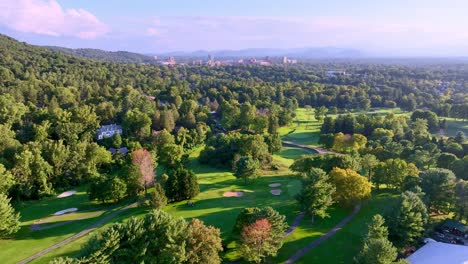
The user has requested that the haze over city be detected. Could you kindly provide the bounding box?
[1,0,468,56]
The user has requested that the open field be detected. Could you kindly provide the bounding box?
[279,107,409,147]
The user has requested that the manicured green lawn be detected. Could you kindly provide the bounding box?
[293,190,400,264]
[279,107,409,148]
[443,118,468,137]
[0,186,143,264]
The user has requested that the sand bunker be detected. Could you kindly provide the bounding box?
[223,191,244,197]
[270,189,282,195]
[269,183,282,187]
[54,208,78,216]
[57,190,77,198]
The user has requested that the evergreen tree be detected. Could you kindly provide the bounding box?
[0,193,20,238]
[150,183,168,209]
[296,168,335,223]
[420,168,456,213]
[387,191,428,248]
[234,155,259,184]
[165,166,199,202]
[355,214,400,264]
[454,131,466,144]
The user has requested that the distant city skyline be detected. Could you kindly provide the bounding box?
[1,0,468,56]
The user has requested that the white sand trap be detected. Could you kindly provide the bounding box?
[223,191,244,197]
[54,208,78,216]
[270,189,282,195]
[57,190,77,198]
[269,183,282,187]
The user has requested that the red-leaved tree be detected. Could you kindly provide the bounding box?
[240,218,274,263]
[131,149,155,194]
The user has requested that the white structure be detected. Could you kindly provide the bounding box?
[406,240,468,264]
[326,70,347,77]
[96,124,122,140]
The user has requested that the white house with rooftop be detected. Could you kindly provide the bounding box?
[96,124,122,140]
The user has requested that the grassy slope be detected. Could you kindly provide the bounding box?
[295,191,400,264]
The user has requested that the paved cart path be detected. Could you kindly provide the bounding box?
[284,204,361,264]
[18,203,137,264]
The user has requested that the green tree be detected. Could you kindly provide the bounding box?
[437,153,458,169]
[454,180,468,221]
[108,177,127,202]
[160,110,176,132]
[454,131,466,144]
[0,164,14,194]
[185,218,223,264]
[234,156,260,184]
[314,106,328,122]
[0,193,20,238]
[159,143,184,167]
[387,191,428,248]
[78,210,190,263]
[361,154,379,182]
[233,207,288,261]
[12,146,53,199]
[295,168,335,223]
[420,168,456,213]
[355,238,398,264]
[329,168,371,207]
[165,166,199,202]
[150,183,168,209]
[122,109,152,139]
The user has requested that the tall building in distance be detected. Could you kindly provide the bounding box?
[208,54,214,62]
[282,56,288,64]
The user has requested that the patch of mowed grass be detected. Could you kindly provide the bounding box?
[30,206,150,264]
[280,147,317,158]
[279,107,409,148]
[274,205,351,263]
[442,118,468,137]
[0,186,139,264]
[293,190,400,264]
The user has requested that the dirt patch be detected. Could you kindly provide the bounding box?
[54,208,78,216]
[57,190,77,198]
[223,191,244,197]
[269,183,282,187]
[270,189,282,195]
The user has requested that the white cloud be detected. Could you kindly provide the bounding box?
[0,0,108,39]
[142,15,468,54]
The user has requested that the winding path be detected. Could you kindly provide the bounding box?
[18,203,137,264]
[284,204,361,264]
[284,212,305,238]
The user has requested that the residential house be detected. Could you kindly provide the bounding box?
[96,124,122,140]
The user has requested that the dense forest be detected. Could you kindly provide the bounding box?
[44,46,159,64]
[0,33,467,263]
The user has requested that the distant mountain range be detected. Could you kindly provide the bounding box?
[44,46,158,64]
[150,47,366,58]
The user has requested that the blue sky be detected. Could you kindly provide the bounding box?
[1,0,468,56]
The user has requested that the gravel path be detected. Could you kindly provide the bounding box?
[284,204,361,264]
[18,203,137,264]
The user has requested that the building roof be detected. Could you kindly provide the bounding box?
[97,124,122,133]
[442,219,468,233]
[406,240,468,264]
